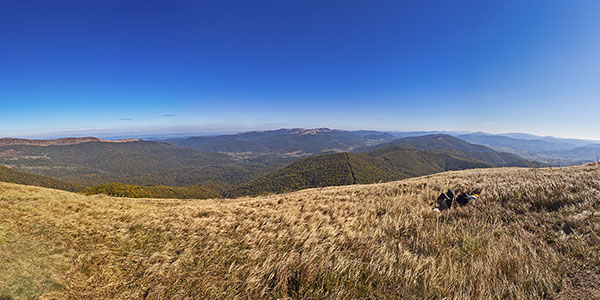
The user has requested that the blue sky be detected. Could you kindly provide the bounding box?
[1,0,600,139]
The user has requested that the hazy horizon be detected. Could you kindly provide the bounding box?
[3,126,599,143]
[2,1,600,139]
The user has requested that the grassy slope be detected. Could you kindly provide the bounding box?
[1,165,600,299]
[82,182,220,199]
[0,165,84,192]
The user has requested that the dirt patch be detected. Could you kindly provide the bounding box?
[0,149,21,158]
[557,269,600,300]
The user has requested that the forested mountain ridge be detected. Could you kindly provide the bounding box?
[227,152,403,197]
[0,140,242,186]
[362,134,537,167]
[0,131,542,199]
[226,138,536,197]
[165,128,395,155]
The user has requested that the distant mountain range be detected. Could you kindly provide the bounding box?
[456,132,600,164]
[0,140,256,188]
[163,128,395,156]
[229,134,537,196]
[0,128,591,198]
[160,129,599,164]
[374,134,535,167]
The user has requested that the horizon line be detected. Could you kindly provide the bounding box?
[1,127,599,143]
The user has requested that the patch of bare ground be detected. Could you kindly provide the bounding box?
[1,164,600,299]
[557,269,600,300]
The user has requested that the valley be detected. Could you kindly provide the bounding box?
[0,130,548,199]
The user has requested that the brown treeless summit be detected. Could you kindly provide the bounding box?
[291,128,334,135]
[0,137,140,147]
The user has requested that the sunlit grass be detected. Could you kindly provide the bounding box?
[1,164,599,299]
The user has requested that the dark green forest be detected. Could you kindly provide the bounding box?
[0,132,544,199]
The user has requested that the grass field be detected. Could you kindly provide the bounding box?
[1,164,599,299]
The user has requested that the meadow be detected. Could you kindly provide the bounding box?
[1,164,599,299]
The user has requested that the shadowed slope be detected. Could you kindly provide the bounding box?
[0,165,84,192]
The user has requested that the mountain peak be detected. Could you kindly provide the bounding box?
[290,128,334,135]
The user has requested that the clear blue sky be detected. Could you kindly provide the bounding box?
[1,0,599,139]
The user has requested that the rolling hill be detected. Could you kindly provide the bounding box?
[0,164,84,192]
[498,132,596,147]
[0,140,274,187]
[457,133,579,153]
[363,134,538,167]
[456,133,599,164]
[1,164,598,299]
[365,145,493,176]
[164,128,395,155]
[231,136,539,197]
[228,152,403,196]
[436,132,600,164]
[0,161,221,199]
[0,140,233,177]
[540,144,600,163]
[0,133,541,199]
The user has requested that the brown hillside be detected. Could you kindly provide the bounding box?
[0,137,139,147]
[1,164,599,299]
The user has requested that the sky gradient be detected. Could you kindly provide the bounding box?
[1,0,600,139]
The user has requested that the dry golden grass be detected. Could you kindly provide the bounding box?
[1,164,600,299]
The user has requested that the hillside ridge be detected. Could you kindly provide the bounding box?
[0,137,140,147]
[0,165,84,192]
[1,164,599,299]
[228,136,539,197]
